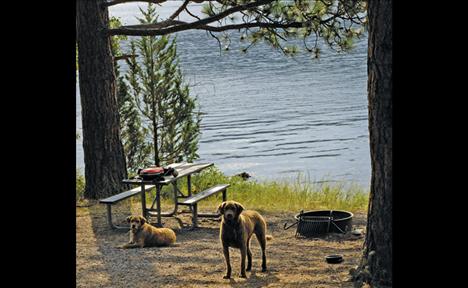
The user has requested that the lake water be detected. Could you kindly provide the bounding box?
[76,2,371,187]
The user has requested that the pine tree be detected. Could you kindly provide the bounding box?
[118,72,152,172]
[110,17,150,173]
[125,4,202,167]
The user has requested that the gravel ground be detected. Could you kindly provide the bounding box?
[76,200,366,288]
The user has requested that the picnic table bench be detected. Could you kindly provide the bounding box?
[178,184,230,227]
[99,162,229,230]
[99,185,155,230]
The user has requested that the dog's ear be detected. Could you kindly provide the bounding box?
[217,202,226,214]
[235,202,245,214]
[126,216,132,223]
[139,216,147,225]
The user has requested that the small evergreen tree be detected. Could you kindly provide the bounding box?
[125,4,202,167]
[110,17,151,173]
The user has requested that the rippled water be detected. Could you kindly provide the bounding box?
[76,2,371,187]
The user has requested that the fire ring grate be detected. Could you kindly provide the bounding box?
[284,210,353,238]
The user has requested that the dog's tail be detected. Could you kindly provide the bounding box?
[266,235,273,241]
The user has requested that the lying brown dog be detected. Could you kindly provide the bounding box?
[218,200,272,278]
[120,215,176,249]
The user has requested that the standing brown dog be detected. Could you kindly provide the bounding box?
[218,200,272,279]
[120,215,176,248]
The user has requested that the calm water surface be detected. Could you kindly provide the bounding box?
[76,2,371,187]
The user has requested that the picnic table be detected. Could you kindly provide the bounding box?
[100,162,230,230]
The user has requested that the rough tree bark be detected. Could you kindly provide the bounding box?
[76,0,128,199]
[353,0,392,287]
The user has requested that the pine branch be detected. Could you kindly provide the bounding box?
[168,0,190,21]
[120,20,185,30]
[110,20,305,36]
[108,0,276,35]
[104,0,217,8]
[103,0,167,8]
[185,6,202,20]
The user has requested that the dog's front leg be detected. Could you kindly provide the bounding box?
[121,242,140,249]
[222,245,231,279]
[239,244,247,278]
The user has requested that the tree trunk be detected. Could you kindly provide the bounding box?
[76,0,128,199]
[354,0,392,287]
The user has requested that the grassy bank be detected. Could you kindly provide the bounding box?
[76,166,369,213]
[155,166,369,213]
[76,170,85,200]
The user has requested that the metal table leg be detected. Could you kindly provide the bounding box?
[187,175,193,215]
[172,180,179,214]
[156,184,162,226]
[187,175,192,197]
[192,203,198,228]
[141,183,147,219]
[106,204,130,230]
[147,181,179,219]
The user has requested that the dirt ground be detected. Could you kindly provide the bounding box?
[76,200,366,288]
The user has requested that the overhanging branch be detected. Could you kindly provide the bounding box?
[103,0,167,8]
[121,20,186,30]
[109,20,306,36]
[168,0,190,21]
[103,0,217,8]
[106,0,365,55]
[184,0,275,27]
[108,0,276,36]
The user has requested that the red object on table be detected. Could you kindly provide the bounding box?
[140,167,164,174]
[138,167,165,180]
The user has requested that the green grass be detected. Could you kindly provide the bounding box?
[154,166,369,213]
[76,166,369,213]
[76,170,86,201]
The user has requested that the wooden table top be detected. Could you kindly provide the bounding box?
[122,162,214,186]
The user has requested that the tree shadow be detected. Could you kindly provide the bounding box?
[81,200,226,287]
[227,270,281,288]
[78,202,365,287]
